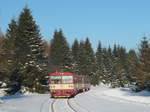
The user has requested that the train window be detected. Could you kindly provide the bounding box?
[62,76,73,83]
[50,76,61,84]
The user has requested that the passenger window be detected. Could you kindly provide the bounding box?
[50,76,61,84]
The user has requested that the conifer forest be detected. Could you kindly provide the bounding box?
[1,7,150,94]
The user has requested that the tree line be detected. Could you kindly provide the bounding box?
[0,7,150,94]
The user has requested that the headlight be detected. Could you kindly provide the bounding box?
[50,85,55,89]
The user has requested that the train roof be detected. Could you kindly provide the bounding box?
[49,72,77,76]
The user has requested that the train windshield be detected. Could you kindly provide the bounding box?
[62,76,73,83]
[50,76,61,84]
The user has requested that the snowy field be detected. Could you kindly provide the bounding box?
[0,85,150,112]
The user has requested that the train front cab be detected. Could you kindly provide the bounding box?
[49,73,76,98]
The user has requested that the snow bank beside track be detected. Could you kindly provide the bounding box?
[0,94,49,112]
[0,89,6,103]
[0,98,3,103]
[92,86,150,105]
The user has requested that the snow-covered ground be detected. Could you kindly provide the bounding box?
[0,89,6,104]
[0,85,150,112]
[0,94,50,112]
[94,85,150,105]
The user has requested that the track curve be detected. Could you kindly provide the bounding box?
[49,98,90,112]
[50,99,56,112]
[67,98,78,112]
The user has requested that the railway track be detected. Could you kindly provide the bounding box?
[48,97,90,112]
[68,98,91,112]
[50,99,56,112]
[40,98,56,112]
[67,98,78,112]
[48,98,78,112]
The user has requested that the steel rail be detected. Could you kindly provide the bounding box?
[50,99,56,112]
[67,98,78,112]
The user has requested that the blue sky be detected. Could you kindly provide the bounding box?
[1,0,150,50]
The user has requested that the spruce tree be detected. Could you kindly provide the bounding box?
[18,7,47,93]
[134,37,150,91]
[95,41,103,85]
[78,41,87,75]
[101,46,114,85]
[71,39,80,73]
[84,38,96,76]
[6,7,47,93]
[0,34,9,88]
[5,19,22,94]
[112,45,129,87]
[50,29,71,72]
[128,49,138,85]
[106,46,114,84]
[78,38,96,84]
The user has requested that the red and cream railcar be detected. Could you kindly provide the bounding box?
[49,72,90,98]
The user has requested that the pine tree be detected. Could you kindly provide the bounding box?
[128,49,138,85]
[71,39,80,73]
[101,46,114,85]
[134,37,150,91]
[96,42,102,65]
[18,7,47,93]
[78,38,96,84]
[95,41,103,85]
[6,7,47,93]
[5,19,22,94]
[111,45,129,87]
[84,38,96,76]
[50,29,71,72]
[6,19,18,51]
[78,41,87,75]
[0,34,9,87]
